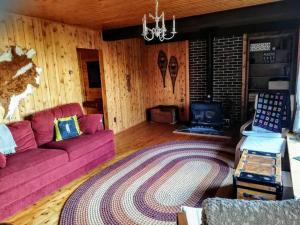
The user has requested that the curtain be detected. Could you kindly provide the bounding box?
[293,68,300,133]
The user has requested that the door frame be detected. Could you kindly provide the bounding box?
[77,48,109,129]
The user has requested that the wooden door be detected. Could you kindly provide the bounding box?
[77,49,103,114]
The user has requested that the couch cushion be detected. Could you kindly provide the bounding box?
[0,140,115,221]
[44,130,114,161]
[78,114,103,134]
[8,120,38,153]
[60,103,83,117]
[31,108,55,146]
[31,103,84,146]
[241,136,286,156]
[0,148,69,193]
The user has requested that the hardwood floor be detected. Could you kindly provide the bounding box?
[5,122,234,225]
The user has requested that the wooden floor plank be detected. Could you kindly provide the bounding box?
[5,122,233,225]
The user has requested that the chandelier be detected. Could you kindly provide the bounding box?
[142,0,177,42]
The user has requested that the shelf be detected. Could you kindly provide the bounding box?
[250,49,291,64]
[248,89,268,92]
[249,49,290,54]
[249,64,290,78]
[249,76,287,79]
[250,62,290,65]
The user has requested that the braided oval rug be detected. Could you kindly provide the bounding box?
[60,141,234,225]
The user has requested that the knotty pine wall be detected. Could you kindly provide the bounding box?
[101,39,146,133]
[102,40,190,131]
[0,13,146,133]
[143,41,189,121]
[0,13,100,123]
[0,13,189,133]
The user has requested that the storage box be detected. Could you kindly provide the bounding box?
[147,105,179,124]
[234,150,282,200]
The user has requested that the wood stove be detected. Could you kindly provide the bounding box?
[190,102,225,129]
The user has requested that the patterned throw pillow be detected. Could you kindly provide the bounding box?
[253,92,290,133]
[54,116,81,141]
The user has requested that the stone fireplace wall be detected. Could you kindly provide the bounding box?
[189,35,243,123]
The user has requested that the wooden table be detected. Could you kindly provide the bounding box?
[287,133,300,199]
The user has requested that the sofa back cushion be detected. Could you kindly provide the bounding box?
[8,120,38,153]
[31,103,84,146]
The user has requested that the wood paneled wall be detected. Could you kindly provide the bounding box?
[0,13,145,133]
[0,13,100,123]
[101,40,190,132]
[0,13,189,133]
[143,41,189,121]
[102,39,145,133]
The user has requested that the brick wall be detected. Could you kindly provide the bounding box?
[213,36,243,123]
[189,35,243,123]
[189,40,207,102]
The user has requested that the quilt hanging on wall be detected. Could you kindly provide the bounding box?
[0,46,42,119]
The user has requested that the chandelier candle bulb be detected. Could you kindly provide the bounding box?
[173,15,176,33]
[162,12,165,29]
[143,14,147,34]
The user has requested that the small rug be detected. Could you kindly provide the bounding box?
[175,125,225,135]
[60,141,234,225]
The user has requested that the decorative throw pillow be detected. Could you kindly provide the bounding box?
[54,116,81,141]
[78,114,103,134]
[0,152,6,168]
[253,92,290,133]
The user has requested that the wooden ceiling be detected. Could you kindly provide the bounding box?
[3,0,280,30]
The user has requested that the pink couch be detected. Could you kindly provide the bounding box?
[0,103,115,221]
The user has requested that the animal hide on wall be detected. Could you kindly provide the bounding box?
[0,46,42,119]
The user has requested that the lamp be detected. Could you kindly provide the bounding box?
[142,0,177,42]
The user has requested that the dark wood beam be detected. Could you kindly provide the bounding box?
[102,0,300,42]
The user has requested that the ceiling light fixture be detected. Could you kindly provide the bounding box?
[142,0,177,42]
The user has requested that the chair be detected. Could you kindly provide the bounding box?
[235,88,294,168]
